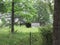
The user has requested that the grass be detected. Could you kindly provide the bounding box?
[0,25,42,45]
[14,25,39,33]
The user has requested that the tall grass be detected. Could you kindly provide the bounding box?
[0,25,52,45]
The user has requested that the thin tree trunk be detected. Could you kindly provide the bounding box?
[53,0,60,45]
[11,0,14,33]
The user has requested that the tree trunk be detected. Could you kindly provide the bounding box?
[11,0,14,33]
[53,0,60,45]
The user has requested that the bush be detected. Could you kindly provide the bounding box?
[29,32,42,45]
[39,25,53,45]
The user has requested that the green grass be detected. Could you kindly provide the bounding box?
[14,25,39,33]
[0,26,42,45]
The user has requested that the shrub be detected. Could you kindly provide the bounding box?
[39,25,53,45]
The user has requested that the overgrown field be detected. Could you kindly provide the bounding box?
[0,25,52,45]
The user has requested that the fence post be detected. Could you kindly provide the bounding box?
[30,32,32,45]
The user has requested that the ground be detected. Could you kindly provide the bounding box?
[0,26,42,45]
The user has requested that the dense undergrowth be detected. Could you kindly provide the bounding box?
[0,25,52,45]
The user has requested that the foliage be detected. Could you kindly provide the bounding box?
[0,0,54,24]
[1,17,6,26]
[0,0,7,13]
[39,25,53,45]
[14,0,37,23]
[34,0,54,25]
[1,0,37,23]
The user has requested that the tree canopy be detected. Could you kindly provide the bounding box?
[0,0,54,25]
